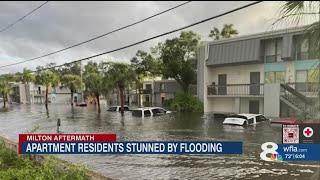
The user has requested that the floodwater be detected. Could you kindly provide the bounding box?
[0,103,319,179]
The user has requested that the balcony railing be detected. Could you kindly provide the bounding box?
[207,84,264,96]
[30,90,46,96]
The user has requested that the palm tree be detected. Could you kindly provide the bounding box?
[0,75,13,108]
[108,63,136,116]
[61,74,84,107]
[84,61,104,113]
[36,70,60,110]
[20,68,35,103]
[209,24,238,40]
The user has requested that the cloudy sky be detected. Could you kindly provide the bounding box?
[0,1,297,73]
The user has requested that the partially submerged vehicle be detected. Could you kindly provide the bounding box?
[132,107,172,117]
[223,113,270,126]
[107,105,131,112]
[76,102,87,107]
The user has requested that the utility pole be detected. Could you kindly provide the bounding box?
[80,61,84,102]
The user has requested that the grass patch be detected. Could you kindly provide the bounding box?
[0,142,89,180]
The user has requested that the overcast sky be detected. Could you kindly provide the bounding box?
[0,1,300,73]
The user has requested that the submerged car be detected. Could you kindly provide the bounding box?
[132,107,172,117]
[76,102,87,107]
[107,105,131,112]
[223,113,270,126]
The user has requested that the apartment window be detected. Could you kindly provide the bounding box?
[265,72,285,83]
[146,84,152,90]
[265,39,282,63]
[296,70,307,82]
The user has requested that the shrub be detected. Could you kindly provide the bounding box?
[0,143,89,180]
[170,93,203,112]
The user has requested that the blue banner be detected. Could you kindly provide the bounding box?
[21,141,242,154]
[278,144,320,161]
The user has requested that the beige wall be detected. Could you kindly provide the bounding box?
[206,97,234,113]
[207,64,264,85]
[206,97,264,114]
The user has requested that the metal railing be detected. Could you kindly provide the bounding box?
[286,82,320,97]
[280,84,316,118]
[207,84,264,96]
[30,90,46,95]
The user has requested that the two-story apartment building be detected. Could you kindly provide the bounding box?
[197,25,319,118]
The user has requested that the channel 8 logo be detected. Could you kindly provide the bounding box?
[260,142,282,161]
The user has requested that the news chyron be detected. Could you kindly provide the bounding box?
[19,124,320,161]
[19,134,242,155]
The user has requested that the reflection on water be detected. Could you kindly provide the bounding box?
[0,104,319,179]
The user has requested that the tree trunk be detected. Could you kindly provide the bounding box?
[96,95,100,113]
[138,88,141,107]
[25,83,28,103]
[70,90,74,107]
[3,93,6,108]
[45,86,48,110]
[120,87,124,116]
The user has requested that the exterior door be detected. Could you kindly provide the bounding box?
[250,72,260,95]
[218,74,227,95]
[249,100,259,114]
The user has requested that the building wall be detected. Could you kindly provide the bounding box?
[207,64,264,85]
[206,97,234,113]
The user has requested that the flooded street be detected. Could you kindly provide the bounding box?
[0,104,319,179]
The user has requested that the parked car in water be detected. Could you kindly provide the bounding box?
[223,113,270,126]
[107,105,131,112]
[76,102,87,107]
[132,107,172,117]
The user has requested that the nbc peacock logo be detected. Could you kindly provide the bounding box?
[260,142,283,161]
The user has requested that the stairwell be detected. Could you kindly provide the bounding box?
[280,84,319,119]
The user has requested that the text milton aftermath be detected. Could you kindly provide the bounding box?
[26,134,95,141]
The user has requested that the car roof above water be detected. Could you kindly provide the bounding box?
[133,107,164,111]
[228,113,263,119]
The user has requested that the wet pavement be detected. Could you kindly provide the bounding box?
[0,103,319,179]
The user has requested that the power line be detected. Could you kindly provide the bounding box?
[0,1,192,68]
[32,1,263,73]
[0,1,49,33]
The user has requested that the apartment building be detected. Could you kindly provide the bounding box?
[197,25,319,118]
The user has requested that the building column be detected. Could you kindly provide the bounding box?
[264,84,280,117]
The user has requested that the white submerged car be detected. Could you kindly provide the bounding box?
[107,105,131,112]
[223,113,270,126]
[132,107,172,117]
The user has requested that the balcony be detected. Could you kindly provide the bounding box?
[207,84,264,97]
[31,90,46,96]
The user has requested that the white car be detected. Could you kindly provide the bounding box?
[107,105,131,112]
[223,113,270,126]
[0,97,3,102]
[132,107,172,117]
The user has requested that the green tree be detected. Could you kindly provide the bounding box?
[61,74,84,107]
[130,50,161,107]
[83,61,104,113]
[156,31,200,93]
[0,75,13,108]
[36,70,60,110]
[209,24,239,40]
[20,68,35,103]
[108,63,136,116]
